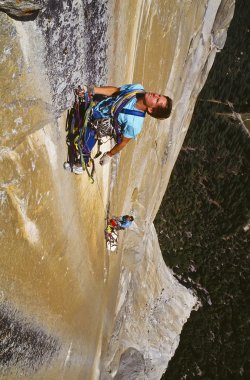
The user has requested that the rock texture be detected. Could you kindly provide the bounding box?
[0,0,43,19]
[100,225,197,379]
[0,302,59,373]
[0,0,234,379]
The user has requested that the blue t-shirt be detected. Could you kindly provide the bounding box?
[93,84,145,139]
[118,218,132,229]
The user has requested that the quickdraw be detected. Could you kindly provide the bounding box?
[65,90,95,183]
[77,99,95,183]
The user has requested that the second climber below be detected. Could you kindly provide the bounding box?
[109,215,134,230]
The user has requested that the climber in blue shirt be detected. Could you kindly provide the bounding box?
[109,215,134,230]
[65,83,172,174]
[78,84,173,165]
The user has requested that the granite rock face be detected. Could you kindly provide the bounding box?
[212,0,235,49]
[0,0,44,19]
[0,1,234,379]
[0,302,59,373]
[114,348,145,380]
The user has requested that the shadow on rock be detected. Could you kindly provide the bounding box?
[0,0,44,21]
[0,301,60,374]
[114,348,145,380]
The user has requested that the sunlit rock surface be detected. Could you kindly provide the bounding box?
[0,1,234,379]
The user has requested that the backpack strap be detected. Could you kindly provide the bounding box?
[111,90,144,117]
[119,108,145,117]
[111,90,145,143]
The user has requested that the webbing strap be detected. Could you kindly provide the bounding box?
[111,90,144,117]
[119,108,145,117]
[110,90,145,143]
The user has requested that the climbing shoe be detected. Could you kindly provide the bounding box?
[63,162,84,175]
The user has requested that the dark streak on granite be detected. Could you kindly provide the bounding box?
[36,0,109,116]
[0,302,59,374]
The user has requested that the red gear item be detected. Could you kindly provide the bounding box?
[110,218,118,228]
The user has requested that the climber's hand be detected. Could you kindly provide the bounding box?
[99,152,112,166]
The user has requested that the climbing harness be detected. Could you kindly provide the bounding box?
[64,88,145,183]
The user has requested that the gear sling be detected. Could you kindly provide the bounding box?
[65,89,145,181]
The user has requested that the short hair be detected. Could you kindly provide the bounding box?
[124,215,134,221]
[148,96,172,119]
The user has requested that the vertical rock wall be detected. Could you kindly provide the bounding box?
[0,1,234,379]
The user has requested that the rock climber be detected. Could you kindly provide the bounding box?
[65,83,172,174]
[109,215,134,230]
